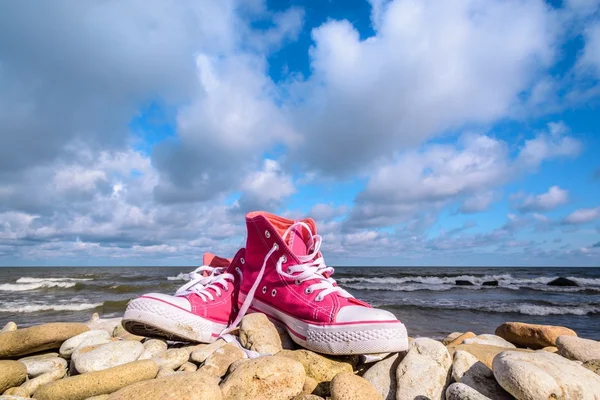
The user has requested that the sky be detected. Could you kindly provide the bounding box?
[0,0,599,267]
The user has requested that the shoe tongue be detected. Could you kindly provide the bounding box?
[287,225,310,257]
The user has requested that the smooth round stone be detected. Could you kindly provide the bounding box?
[330,372,383,400]
[0,323,89,358]
[107,371,221,400]
[112,325,143,342]
[20,356,67,378]
[156,367,179,378]
[18,352,59,362]
[239,313,283,355]
[452,351,511,399]
[396,338,451,400]
[1,322,17,332]
[85,396,110,400]
[463,335,515,348]
[442,332,464,345]
[493,350,600,399]
[556,335,600,362]
[446,332,476,348]
[177,362,197,372]
[0,361,27,393]
[60,330,112,357]
[199,344,246,377]
[190,339,226,363]
[33,360,158,400]
[73,341,144,374]
[5,368,66,397]
[495,322,576,349]
[292,395,324,400]
[151,348,189,370]
[363,353,403,400]
[86,314,123,335]
[446,383,492,400]
[220,356,305,400]
[138,339,167,360]
[452,344,533,369]
[0,396,31,400]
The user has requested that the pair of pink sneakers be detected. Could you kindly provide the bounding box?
[123,212,408,355]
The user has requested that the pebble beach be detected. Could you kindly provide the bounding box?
[1,311,600,400]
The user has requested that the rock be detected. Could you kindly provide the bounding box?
[177,362,197,372]
[279,331,296,350]
[453,344,532,369]
[443,332,464,345]
[446,383,492,400]
[199,343,246,377]
[107,370,220,400]
[363,353,404,400]
[138,339,167,360]
[292,395,324,400]
[0,323,89,358]
[179,343,206,355]
[72,341,144,374]
[456,280,474,286]
[330,372,382,400]
[112,325,143,342]
[482,281,498,287]
[59,331,111,358]
[1,322,17,332]
[463,335,515,348]
[239,313,282,355]
[227,359,250,373]
[85,396,110,400]
[85,314,122,335]
[541,346,558,353]
[279,350,353,397]
[396,338,451,400]
[7,368,66,397]
[556,335,600,362]
[302,376,318,395]
[0,396,31,400]
[583,359,600,375]
[190,339,226,363]
[33,360,158,400]
[494,322,576,349]
[151,348,188,370]
[446,332,476,348]
[220,355,305,400]
[547,277,578,286]
[452,350,511,400]
[156,367,178,378]
[20,356,67,378]
[18,352,60,362]
[494,350,600,399]
[0,361,27,394]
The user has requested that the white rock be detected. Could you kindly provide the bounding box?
[20,368,66,396]
[395,338,451,400]
[138,339,168,360]
[86,313,123,335]
[463,335,515,348]
[556,335,600,362]
[493,350,600,399]
[446,383,492,400]
[20,356,67,378]
[452,351,511,400]
[151,348,189,370]
[190,339,226,363]
[59,330,112,357]
[1,322,17,332]
[363,353,403,400]
[73,341,144,374]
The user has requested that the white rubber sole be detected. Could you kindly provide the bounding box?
[122,297,226,343]
[243,294,409,355]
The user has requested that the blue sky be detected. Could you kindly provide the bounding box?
[0,0,599,266]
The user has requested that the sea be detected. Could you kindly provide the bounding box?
[1,266,599,340]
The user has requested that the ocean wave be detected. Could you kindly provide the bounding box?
[0,303,102,313]
[167,273,190,281]
[16,277,93,283]
[0,281,78,291]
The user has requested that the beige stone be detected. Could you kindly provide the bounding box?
[278,349,353,387]
[330,372,382,400]
[72,341,144,374]
[556,335,600,362]
[1,322,17,332]
[446,383,492,400]
[442,332,464,345]
[0,323,89,358]
[362,353,404,400]
[220,356,305,400]
[5,368,66,397]
[463,334,515,348]
[190,339,226,363]
[453,344,533,369]
[111,325,143,342]
[583,359,600,375]
[108,371,221,400]
[151,348,188,370]
[138,339,167,360]
[177,362,197,372]
[59,331,112,358]
[495,322,576,349]
[292,395,324,400]
[199,343,245,377]
[21,357,67,378]
[85,396,110,400]
[446,332,476,348]
[0,361,27,394]
[541,346,558,353]
[452,350,511,400]
[33,360,158,400]
[239,313,282,354]
[85,314,122,336]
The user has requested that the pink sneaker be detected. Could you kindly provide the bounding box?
[123,250,244,343]
[230,212,408,355]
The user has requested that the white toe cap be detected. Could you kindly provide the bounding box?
[335,306,399,323]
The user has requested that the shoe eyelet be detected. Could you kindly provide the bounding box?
[295,279,301,285]
[315,296,322,302]
[271,289,277,297]
[282,255,287,263]
[305,288,312,294]
[262,286,267,294]
[240,258,245,264]
[217,292,222,297]
[265,230,271,238]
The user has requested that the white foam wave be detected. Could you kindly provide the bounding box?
[569,277,600,286]
[167,273,190,281]
[0,281,77,291]
[496,304,600,316]
[16,277,93,283]
[0,303,102,313]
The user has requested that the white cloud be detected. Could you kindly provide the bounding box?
[517,185,569,212]
[460,192,497,214]
[563,207,600,224]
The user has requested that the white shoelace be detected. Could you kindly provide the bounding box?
[175,265,234,302]
[223,221,352,337]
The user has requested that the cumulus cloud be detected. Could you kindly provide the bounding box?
[459,192,497,214]
[517,186,569,212]
[563,207,600,224]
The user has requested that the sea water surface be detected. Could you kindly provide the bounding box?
[1,266,599,340]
